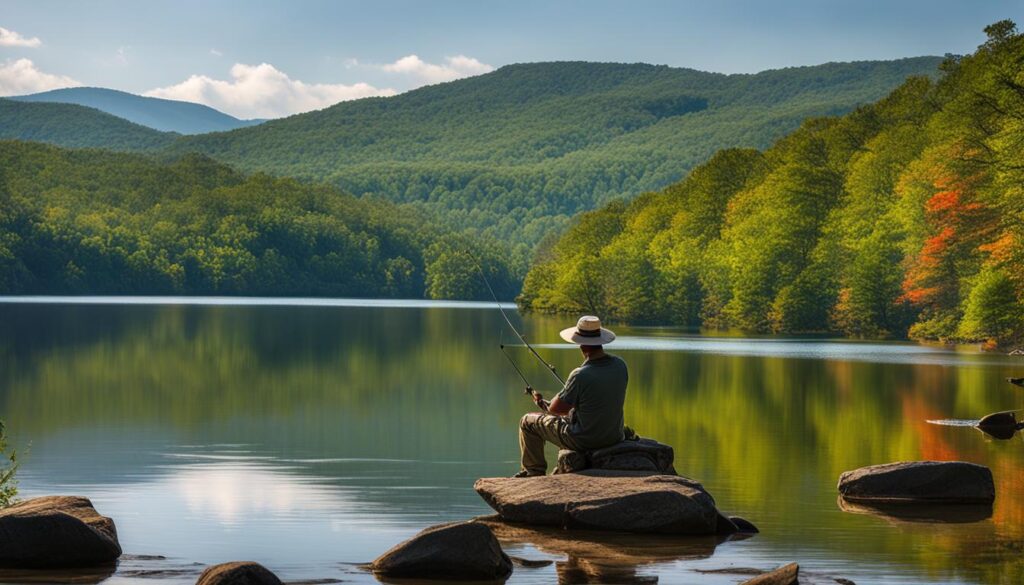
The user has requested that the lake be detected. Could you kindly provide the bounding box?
[1,298,1022,584]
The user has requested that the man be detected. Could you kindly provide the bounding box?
[515,315,628,477]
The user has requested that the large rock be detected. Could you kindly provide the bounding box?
[838,461,995,504]
[555,438,675,475]
[0,496,121,568]
[371,521,513,581]
[475,470,729,535]
[196,562,282,585]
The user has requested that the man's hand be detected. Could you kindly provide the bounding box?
[530,390,550,412]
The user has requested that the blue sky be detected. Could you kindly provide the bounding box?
[1,0,1019,118]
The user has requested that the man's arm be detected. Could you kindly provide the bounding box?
[531,391,572,415]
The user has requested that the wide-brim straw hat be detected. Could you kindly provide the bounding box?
[559,315,616,346]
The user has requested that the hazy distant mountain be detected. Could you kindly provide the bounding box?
[10,87,263,135]
[0,99,175,151]
[175,57,944,244]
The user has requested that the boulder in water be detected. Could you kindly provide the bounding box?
[195,562,282,585]
[977,411,1021,440]
[371,521,513,580]
[838,461,995,504]
[0,496,121,568]
[475,470,729,535]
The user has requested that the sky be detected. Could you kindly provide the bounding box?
[0,0,1019,119]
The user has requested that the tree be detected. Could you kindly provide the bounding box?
[0,421,18,508]
[520,22,1024,344]
[957,267,1021,343]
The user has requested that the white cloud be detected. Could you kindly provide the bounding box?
[0,26,41,48]
[0,58,80,96]
[381,54,493,84]
[144,62,397,119]
[210,48,223,57]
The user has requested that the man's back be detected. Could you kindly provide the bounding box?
[556,353,628,449]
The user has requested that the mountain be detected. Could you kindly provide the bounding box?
[519,21,1024,346]
[10,87,263,134]
[174,57,944,246]
[0,140,517,299]
[0,99,175,151]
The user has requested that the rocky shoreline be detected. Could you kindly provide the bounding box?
[0,438,1000,584]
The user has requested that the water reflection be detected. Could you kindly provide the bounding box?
[0,565,116,584]
[928,413,1024,441]
[536,336,1011,366]
[486,520,720,584]
[837,497,994,524]
[2,302,1024,584]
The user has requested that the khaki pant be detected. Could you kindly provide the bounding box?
[519,413,582,475]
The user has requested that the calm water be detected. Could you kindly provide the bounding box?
[1,298,1022,585]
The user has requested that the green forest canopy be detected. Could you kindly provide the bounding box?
[0,99,176,151]
[170,58,941,248]
[0,58,942,275]
[0,141,518,299]
[520,21,1024,346]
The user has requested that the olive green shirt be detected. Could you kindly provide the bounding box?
[554,353,628,449]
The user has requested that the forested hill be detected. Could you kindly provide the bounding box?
[520,21,1024,347]
[0,99,176,151]
[10,87,263,134]
[174,57,942,246]
[0,140,517,299]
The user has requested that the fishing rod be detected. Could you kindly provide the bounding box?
[472,254,565,387]
[499,330,547,412]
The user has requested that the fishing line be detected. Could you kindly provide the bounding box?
[469,251,565,387]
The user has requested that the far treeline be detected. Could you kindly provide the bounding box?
[521,21,1024,346]
[0,142,518,299]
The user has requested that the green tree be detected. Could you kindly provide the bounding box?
[521,21,1024,345]
[0,421,18,508]
[957,267,1022,343]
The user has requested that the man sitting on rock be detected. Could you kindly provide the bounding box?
[514,316,628,477]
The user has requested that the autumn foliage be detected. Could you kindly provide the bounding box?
[522,20,1024,346]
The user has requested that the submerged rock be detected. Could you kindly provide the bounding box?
[729,516,759,533]
[741,562,799,585]
[509,556,553,568]
[0,496,121,568]
[475,470,729,535]
[371,521,513,581]
[195,562,283,585]
[837,461,995,504]
[555,438,675,475]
